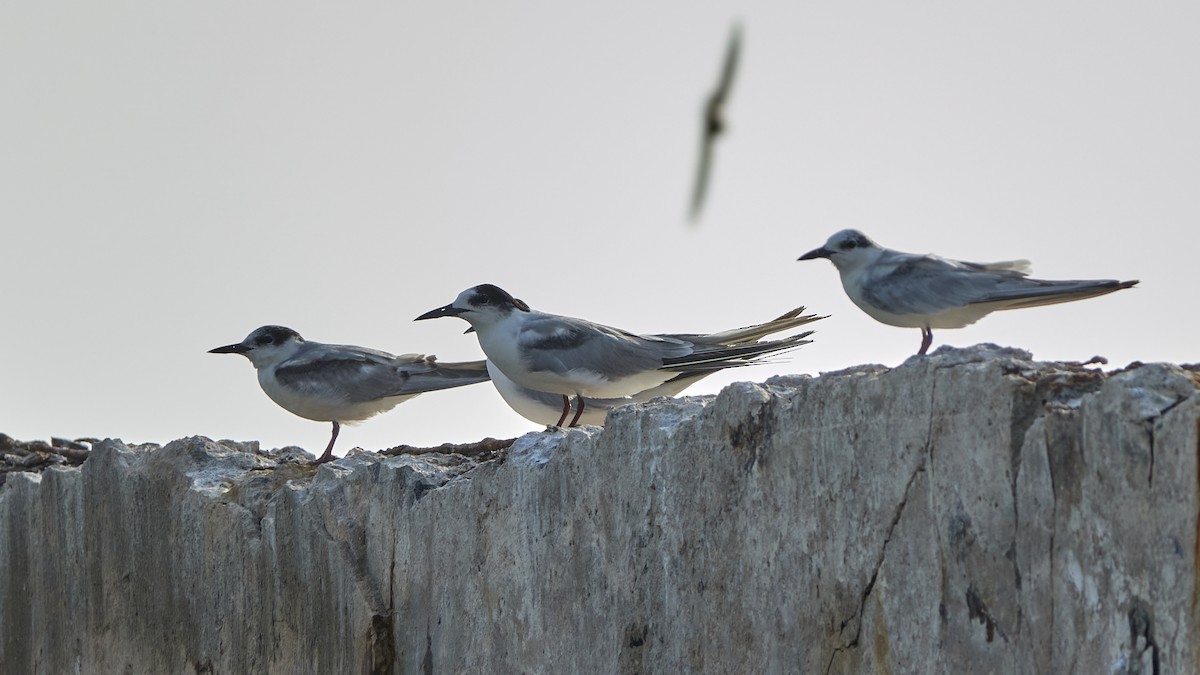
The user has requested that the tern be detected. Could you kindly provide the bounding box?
[798,229,1138,355]
[209,325,490,462]
[415,285,817,426]
[487,306,821,426]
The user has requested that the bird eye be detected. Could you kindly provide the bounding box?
[475,295,490,305]
[841,240,857,250]
[256,334,275,345]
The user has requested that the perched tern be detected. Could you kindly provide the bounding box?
[487,306,822,426]
[415,285,817,426]
[209,325,490,463]
[798,229,1138,355]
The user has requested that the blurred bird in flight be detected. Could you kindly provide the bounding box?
[689,22,742,223]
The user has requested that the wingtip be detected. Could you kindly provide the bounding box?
[771,307,806,321]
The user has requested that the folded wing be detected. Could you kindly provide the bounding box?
[861,253,1134,316]
[518,315,694,380]
[275,345,489,403]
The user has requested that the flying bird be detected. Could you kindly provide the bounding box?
[689,22,743,223]
[798,229,1138,356]
[209,326,490,463]
[486,306,823,426]
[416,285,815,427]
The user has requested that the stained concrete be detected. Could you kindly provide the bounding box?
[1,345,1196,673]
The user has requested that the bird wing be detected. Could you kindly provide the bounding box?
[714,23,742,104]
[688,132,716,221]
[275,345,487,403]
[962,258,1033,275]
[967,278,1138,310]
[390,356,491,394]
[669,307,824,346]
[859,253,1038,316]
[660,332,812,372]
[862,252,1132,315]
[518,315,694,380]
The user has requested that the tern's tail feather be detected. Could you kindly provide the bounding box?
[392,358,491,396]
[645,309,823,394]
[660,332,815,373]
[667,307,826,346]
[978,278,1138,312]
[700,307,826,345]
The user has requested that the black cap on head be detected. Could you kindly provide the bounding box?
[250,325,302,347]
[468,284,530,312]
[209,325,302,354]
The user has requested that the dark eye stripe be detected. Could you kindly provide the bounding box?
[838,232,871,250]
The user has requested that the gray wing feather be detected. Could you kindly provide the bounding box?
[862,253,1131,315]
[859,255,1017,315]
[661,332,812,372]
[393,357,491,394]
[666,307,824,345]
[518,315,694,379]
[276,345,488,403]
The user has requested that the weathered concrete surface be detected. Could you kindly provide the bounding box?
[1,345,1197,674]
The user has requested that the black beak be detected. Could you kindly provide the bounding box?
[209,343,251,354]
[415,304,466,321]
[464,327,476,334]
[797,247,832,261]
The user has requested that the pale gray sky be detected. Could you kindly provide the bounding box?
[3,1,1196,455]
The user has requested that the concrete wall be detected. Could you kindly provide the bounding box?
[1,345,1196,673]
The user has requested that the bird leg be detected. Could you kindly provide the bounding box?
[314,421,340,464]
[568,395,586,427]
[917,326,933,356]
[555,395,571,427]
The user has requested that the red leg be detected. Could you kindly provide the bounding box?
[314,421,340,463]
[554,395,570,427]
[917,326,933,356]
[568,396,585,427]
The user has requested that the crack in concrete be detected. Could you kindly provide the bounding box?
[380,546,396,672]
[1148,426,1156,488]
[824,456,927,675]
[1142,394,1193,488]
[1128,599,1161,675]
[366,613,395,675]
[1047,418,1058,671]
[1193,417,1200,618]
[966,584,1009,643]
[1157,395,1191,419]
[310,496,391,626]
[1007,380,1041,635]
[725,399,773,473]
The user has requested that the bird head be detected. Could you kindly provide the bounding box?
[415,284,531,333]
[798,229,881,272]
[209,325,305,370]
